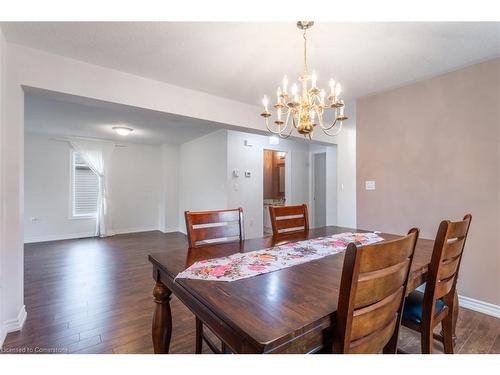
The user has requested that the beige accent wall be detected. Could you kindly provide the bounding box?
[357,58,500,306]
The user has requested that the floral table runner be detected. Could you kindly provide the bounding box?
[175,232,384,282]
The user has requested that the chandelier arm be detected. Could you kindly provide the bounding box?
[279,125,293,139]
[319,118,338,131]
[292,113,298,129]
[317,113,324,129]
[264,117,285,135]
[280,109,292,134]
[316,111,323,127]
[321,121,343,136]
[312,95,321,106]
[315,107,324,127]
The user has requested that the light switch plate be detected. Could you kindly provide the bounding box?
[365,180,376,190]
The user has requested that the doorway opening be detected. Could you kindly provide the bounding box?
[263,149,287,234]
[313,152,327,228]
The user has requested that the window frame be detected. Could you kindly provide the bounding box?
[69,149,98,220]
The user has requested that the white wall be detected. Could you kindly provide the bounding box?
[108,142,164,234]
[24,134,94,241]
[178,130,228,233]
[0,26,6,346]
[226,130,311,239]
[335,101,357,228]
[2,40,25,341]
[159,144,180,233]
[24,133,168,242]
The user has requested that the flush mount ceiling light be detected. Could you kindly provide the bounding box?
[261,21,348,140]
[112,126,134,136]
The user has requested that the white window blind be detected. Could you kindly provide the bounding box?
[73,152,99,216]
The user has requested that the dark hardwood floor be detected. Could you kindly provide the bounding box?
[2,231,499,354]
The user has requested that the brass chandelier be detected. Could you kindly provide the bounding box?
[260,21,347,139]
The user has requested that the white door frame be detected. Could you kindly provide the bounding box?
[263,148,291,235]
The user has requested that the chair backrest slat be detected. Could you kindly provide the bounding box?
[269,204,309,236]
[443,237,466,260]
[434,275,456,300]
[447,220,470,239]
[358,234,416,273]
[190,223,241,243]
[274,217,306,231]
[355,260,410,308]
[349,312,399,354]
[188,210,241,225]
[334,228,419,354]
[423,214,472,322]
[184,208,244,248]
[351,287,404,341]
[437,255,462,280]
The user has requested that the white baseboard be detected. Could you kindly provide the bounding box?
[459,295,500,318]
[3,305,27,335]
[24,232,95,244]
[113,226,159,235]
[24,227,167,243]
[0,327,5,349]
[160,227,180,234]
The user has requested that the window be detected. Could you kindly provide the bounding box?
[71,151,99,218]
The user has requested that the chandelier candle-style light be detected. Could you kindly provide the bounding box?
[261,21,347,139]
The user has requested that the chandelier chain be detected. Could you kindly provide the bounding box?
[303,30,308,74]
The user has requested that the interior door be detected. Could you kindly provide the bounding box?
[314,152,327,227]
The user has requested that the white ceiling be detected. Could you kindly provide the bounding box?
[2,22,499,105]
[24,90,224,145]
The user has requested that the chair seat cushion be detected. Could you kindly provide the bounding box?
[402,290,445,326]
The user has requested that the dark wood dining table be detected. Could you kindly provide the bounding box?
[148,226,458,354]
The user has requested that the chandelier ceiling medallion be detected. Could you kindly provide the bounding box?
[261,21,347,140]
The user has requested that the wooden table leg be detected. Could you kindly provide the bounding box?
[152,280,172,354]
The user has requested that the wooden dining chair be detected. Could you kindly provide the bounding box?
[269,204,309,236]
[185,207,244,249]
[184,207,244,354]
[333,228,419,354]
[401,214,472,354]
